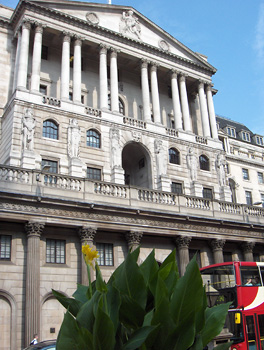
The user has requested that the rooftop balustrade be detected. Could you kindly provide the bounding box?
[0,165,263,226]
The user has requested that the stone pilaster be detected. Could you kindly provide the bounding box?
[125,231,143,252]
[210,239,226,264]
[30,24,44,92]
[179,75,191,132]
[25,221,45,347]
[174,235,192,276]
[78,226,97,285]
[171,70,183,130]
[60,32,71,100]
[206,84,218,139]
[198,81,210,138]
[150,63,161,124]
[13,30,22,92]
[110,48,119,112]
[99,44,108,110]
[241,241,255,262]
[73,36,82,103]
[17,20,31,90]
[141,59,151,122]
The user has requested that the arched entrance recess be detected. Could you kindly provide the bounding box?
[122,142,152,189]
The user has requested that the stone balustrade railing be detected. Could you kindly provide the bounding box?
[0,165,263,225]
[123,117,146,129]
[166,128,179,137]
[42,96,61,107]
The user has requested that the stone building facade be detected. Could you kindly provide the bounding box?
[0,1,264,348]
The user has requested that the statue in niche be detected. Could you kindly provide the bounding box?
[186,148,198,181]
[22,108,36,151]
[68,118,81,158]
[119,10,141,40]
[155,139,166,176]
[110,128,122,169]
[216,153,227,186]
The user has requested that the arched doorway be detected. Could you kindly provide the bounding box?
[0,296,11,350]
[122,142,152,189]
[41,295,65,341]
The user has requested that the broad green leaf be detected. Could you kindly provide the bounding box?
[142,309,154,327]
[73,284,90,304]
[93,305,115,350]
[194,286,207,334]
[188,334,203,350]
[56,310,93,350]
[52,289,82,317]
[213,342,233,350]
[112,250,147,309]
[139,250,159,286]
[201,303,231,347]
[163,316,196,350]
[76,290,101,332]
[106,284,121,331]
[119,294,145,329]
[170,257,204,327]
[122,326,157,350]
[96,263,108,293]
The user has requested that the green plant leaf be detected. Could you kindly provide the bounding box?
[96,263,108,293]
[122,326,157,350]
[73,284,90,304]
[163,316,196,350]
[76,290,101,332]
[119,294,145,329]
[188,333,203,350]
[201,302,231,347]
[139,250,159,286]
[106,283,121,331]
[52,289,82,317]
[56,310,93,350]
[93,305,115,350]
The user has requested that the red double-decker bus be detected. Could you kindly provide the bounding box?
[200,261,264,350]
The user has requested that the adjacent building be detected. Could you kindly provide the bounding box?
[0,0,264,348]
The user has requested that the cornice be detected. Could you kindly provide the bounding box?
[11,0,216,76]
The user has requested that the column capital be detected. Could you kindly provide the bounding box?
[150,61,160,69]
[62,31,71,42]
[241,241,255,253]
[22,19,32,30]
[205,83,214,91]
[125,231,143,246]
[171,69,179,78]
[33,23,45,33]
[73,35,83,45]
[78,226,97,243]
[179,74,188,83]
[99,43,108,54]
[25,221,45,237]
[174,235,192,249]
[141,58,150,68]
[210,239,226,252]
[110,47,120,55]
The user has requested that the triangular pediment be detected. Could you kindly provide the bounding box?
[25,0,215,72]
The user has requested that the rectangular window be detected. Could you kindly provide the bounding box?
[227,127,236,137]
[87,167,101,180]
[41,159,58,173]
[242,168,249,180]
[258,172,264,184]
[245,191,253,206]
[41,45,48,60]
[203,187,213,200]
[242,132,251,142]
[256,136,263,145]
[0,235,11,260]
[171,182,183,195]
[40,85,47,95]
[46,239,65,264]
[261,193,264,208]
[96,243,114,266]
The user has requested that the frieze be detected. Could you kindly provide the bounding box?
[1,202,264,240]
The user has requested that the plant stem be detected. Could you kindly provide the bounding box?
[87,264,92,298]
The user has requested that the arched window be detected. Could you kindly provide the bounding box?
[199,155,209,171]
[86,129,100,148]
[43,120,58,140]
[169,148,180,164]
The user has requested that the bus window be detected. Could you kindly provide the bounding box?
[259,267,264,286]
[258,315,264,350]
[240,267,260,286]
[246,315,257,350]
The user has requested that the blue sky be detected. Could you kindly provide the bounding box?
[2,0,264,135]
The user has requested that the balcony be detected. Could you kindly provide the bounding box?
[0,165,263,226]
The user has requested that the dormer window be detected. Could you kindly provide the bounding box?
[256,136,263,146]
[242,131,251,142]
[226,127,236,138]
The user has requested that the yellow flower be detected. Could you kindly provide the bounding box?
[82,244,99,267]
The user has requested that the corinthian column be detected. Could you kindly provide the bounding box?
[31,24,44,93]
[206,85,218,139]
[99,45,108,110]
[13,30,22,92]
[198,81,211,137]
[179,75,191,132]
[78,226,97,284]
[126,231,143,252]
[60,32,71,100]
[150,63,161,124]
[17,21,31,90]
[73,36,82,104]
[175,236,192,276]
[141,60,151,122]
[25,221,45,347]
[171,70,183,130]
[241,241,255,262]
[210,239,225,264]
[110,48,119,112]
